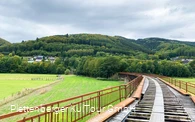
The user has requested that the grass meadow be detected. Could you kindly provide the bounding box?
[175,77,195,84]
[0,74,58,100]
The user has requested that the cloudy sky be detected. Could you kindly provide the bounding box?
[0,0,195,43]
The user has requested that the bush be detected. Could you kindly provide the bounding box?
[65,69,70,75]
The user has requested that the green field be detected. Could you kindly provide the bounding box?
[0,74,58,100]
[0,74,123,116]
[175,77,195,84]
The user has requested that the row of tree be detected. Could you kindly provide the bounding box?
[0,54,66,74]
[77,57,195,77]
[0,53,194,77]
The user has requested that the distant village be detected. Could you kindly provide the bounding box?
[27,56,55,63]
[171,57,193,64]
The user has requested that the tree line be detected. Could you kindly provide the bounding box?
[77,57,194,77]
[1,53,194,78]
[0,54,66,74]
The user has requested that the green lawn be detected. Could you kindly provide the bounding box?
[0,74,58,100]
[174,77,195,84]
[0,74,123,116]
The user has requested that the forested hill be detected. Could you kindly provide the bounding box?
[0,34,152,56]
[136,37,195,50]
[135,37,195,59]
[0,38,10,46]
[0,34,195,59]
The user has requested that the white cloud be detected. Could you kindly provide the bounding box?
[0,15,85,42]
[0,0,195,42]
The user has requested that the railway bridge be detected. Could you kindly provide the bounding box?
[89,75,195,122]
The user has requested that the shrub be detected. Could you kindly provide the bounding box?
[65,69,70,75]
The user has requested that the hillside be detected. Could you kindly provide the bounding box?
[0,38,10,46]
[0,34,151,56]
[135,37,195,59]
[136,37,193,50]
[0,34,195,77]
[0,34,194,59]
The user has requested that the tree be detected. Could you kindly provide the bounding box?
[119,59,128,71]
[189,60,195,76]
[8,53,13,57]
[65,33,69,37]
[55,57,62,66]
[99,57,120,78]
[56,64,65,74]
[0,53,4,59]
[36,37,39,41]
[65,69,70,75]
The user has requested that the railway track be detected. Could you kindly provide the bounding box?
[108,77,194,122]
[126,79,156,121]
[159,79,191,122]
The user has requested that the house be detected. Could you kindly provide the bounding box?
[181,59,193,64]
[48,57,55,63]
[27,57,34,63]
[35,56,44,62]
[171,56,179,61]
[27,55,55,63]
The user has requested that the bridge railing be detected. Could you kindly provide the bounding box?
[0,74,143,122]
[119,72,194,95]
[162,77,195,95]
[141,73,194,95]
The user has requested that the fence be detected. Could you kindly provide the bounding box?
[162,77,195,95]
[0,75,143,122]
[128,72,194,95]
[140,73,195,95]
